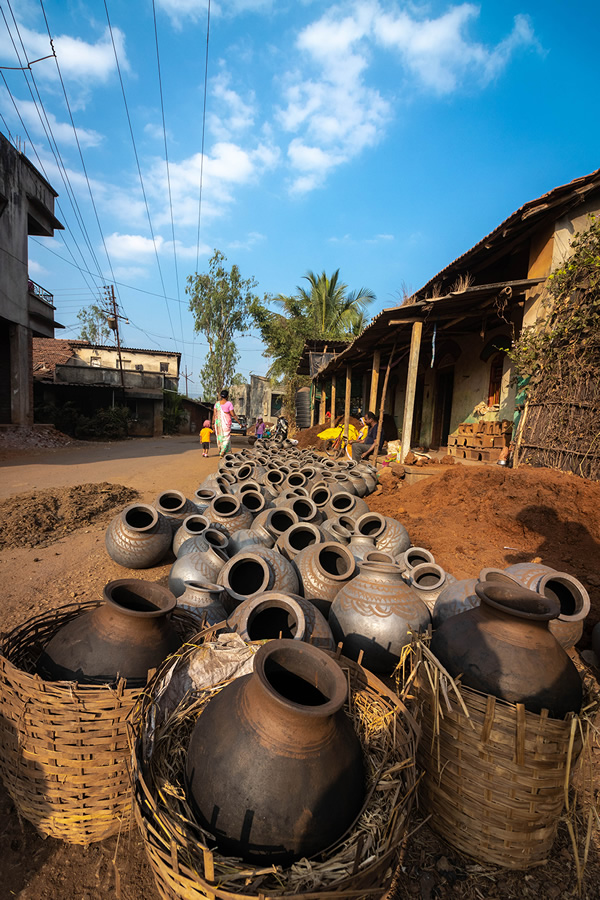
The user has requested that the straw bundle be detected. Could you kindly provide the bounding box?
[0,600,198,845]
[129,639,420,899]
[412,642,589,870]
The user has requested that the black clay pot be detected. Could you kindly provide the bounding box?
[430,582,583,718]
[36,580,182,687]
[185,639,365,864]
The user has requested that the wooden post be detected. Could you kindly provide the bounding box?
[374,342,397,468]
[310,382,315,428]
[369,349,380,413]
[343,365,352,438]
[330,373,337,421]
[400,321,423,464]
[319,379,326,424]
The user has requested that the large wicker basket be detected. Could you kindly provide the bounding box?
[129,639,420,899]
[0,600,198,845]
[414,643,585,869]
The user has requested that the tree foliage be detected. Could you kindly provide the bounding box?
[76,303,111,344]
[186,250,263,401]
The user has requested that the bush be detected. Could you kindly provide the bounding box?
[34,401,131,441]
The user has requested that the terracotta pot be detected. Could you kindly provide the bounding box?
[227,526,274,556]
[193,488,217,514]
[169,542,228,597]
[36,580,182,686]
[217,547,300,610]
[178,581,227,627]
[276,522,323,561]
[504,563,590,649]
[375,517,411,557]
[207,494,253,536]
[346,471,368,497]
[430,582,583,718]
[279,495,323,526]
[178,527,230,560]
[238,489,267,517]
[227,592,334,651]
[173,514,210,557]
[309,485,332,511]
[408,564,456,613]
[273,488,309,508]
[153,491,197,532]
[321,516,353,544]
[324,491,369,521]
[348,533,377,562]
[330,562,430,673]
[185,639,365,863]
[353,465,377,493]
[431,577,479,628]
[252,507,299,538]
[397,546,435,572]
[105,503,172,569]
[294,542,357,617]
[354,512,386,542]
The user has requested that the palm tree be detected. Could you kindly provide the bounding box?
[291,269,374,338]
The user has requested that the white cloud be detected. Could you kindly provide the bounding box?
[156,0,274,28]
[5,24,128,84]
[105,233,164,260]
[208,69,255,140]
[27,258,48,277]
[0,90,102,147]
[226,232,265,250]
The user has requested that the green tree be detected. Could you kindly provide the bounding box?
[76,303,111,343]
[186,250,264,401]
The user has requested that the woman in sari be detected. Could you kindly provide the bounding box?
[213,389,241,457]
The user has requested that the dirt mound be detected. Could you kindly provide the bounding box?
[0,482,139,551]
[367,465,600,634]
[294,417,362,450]
[0,425,81,459]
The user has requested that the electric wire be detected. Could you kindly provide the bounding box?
[195,0,211,273]
[103,0,178,352]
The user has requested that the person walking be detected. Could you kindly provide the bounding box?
[351,411,384,463]
[213,389,241,458]
[200,419,213,457]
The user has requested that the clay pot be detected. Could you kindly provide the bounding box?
[397,546,436,572]
[178,527,230,560]
[309,485,332,512]
[432,578,479,628]
[36,580,182,686]
[273,488,310,508]
[252,507,299,538]
[354,512,386,542]
[321,515,354,544]
[238,489,267,517]
[353,465,377,493]
[153,491,198,532]
[346,471,368,497]
[217,547,300,610]
[279,496,323,526]
[330,562,430,673]
[198,473,229,495]
[294,542,358,617]
[173,514,210,556]
[227,592,334,651]
[178,581,227,627]
[276,522,323,561]
[504,563,590,649]
[227,526,274,556]
[430,582,583,718]
[348,533,377,562]
[324,491,369,521]
[105,503,172,569]
[408,564,456,613]
[374,517,411,557]
[193,488,217,514]
[185,639,365,864]
[207,494,253,536]
[168,542,228,597]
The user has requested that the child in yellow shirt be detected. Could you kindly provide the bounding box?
[200,420,213,457]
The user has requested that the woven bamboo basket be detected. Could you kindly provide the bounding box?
[0,599,199,845]
[412,642,586,869]
[129,638,420,900]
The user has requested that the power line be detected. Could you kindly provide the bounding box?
[103,0,178,352]
[195,0,211,273]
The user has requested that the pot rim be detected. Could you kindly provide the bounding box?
[253,638,347,715]
[123,503,160,533]
[236,593,307,643]
[410,562,445,592]
[354,512,386,538]
[154,490,188,515]
[474,582,560,621]
[104,578,176,617]
[211,495,242,518]
[315,542,357,581]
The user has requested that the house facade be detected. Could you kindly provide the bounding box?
[230,374,284,424]
[0,132,63,425]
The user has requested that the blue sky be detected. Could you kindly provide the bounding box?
[1,1,598,398]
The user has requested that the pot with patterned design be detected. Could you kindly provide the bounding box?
[207,494,253,537]
[193,488,217,515]
[227,592,334,651]
[178,527,230,560]
[407,563,456,613]
[278,495,323,526]
[152,491,198,533]
[252,507,299,539]
[173,514,210,556]
[217,546,300,611]
[178,581,227,627]
[294,542,357,617]
[396,546,435,573]
[238,489,268,517]
[374,517,411,557]
[276,522,323,561]
[329,561,430,673]
[168,540,229,597]
[227,526,274,556]
[105,503,172,569]
[323,491,369,521]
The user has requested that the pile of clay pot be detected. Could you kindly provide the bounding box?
[105,440,450,674]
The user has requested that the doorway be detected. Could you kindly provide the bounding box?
[431,367,455,450]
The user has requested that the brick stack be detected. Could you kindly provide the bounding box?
[447,420,512,463]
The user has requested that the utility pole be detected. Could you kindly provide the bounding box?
[104,285,128,392]
[181,367,194,397]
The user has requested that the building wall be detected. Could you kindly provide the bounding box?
[72,345,179,377]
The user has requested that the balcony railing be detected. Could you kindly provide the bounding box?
[28,278,54,305]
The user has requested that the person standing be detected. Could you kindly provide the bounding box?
[213,389,241,458]
[200,419,213,457]
[351,411,384,462]
[255,417,266,439]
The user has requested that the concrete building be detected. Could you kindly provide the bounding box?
[230,374,284,424]
[33,339,180,437]
[0,133,63,425]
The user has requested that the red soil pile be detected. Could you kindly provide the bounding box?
[367,465,600,638]
[294,417,362,450]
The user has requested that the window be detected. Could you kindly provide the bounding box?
[160,362,169,373]
[91,356,101,367]
[488,353,505,406]
[135,364,144,372]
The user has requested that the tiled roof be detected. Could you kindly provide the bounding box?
[32,338,90,376]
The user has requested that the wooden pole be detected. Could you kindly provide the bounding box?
[319,379,326,424]
[369,349,380,413]
[343,364,352,438]
[374,342,397,468]
[330,373,336,421]
[400,321,423,464]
